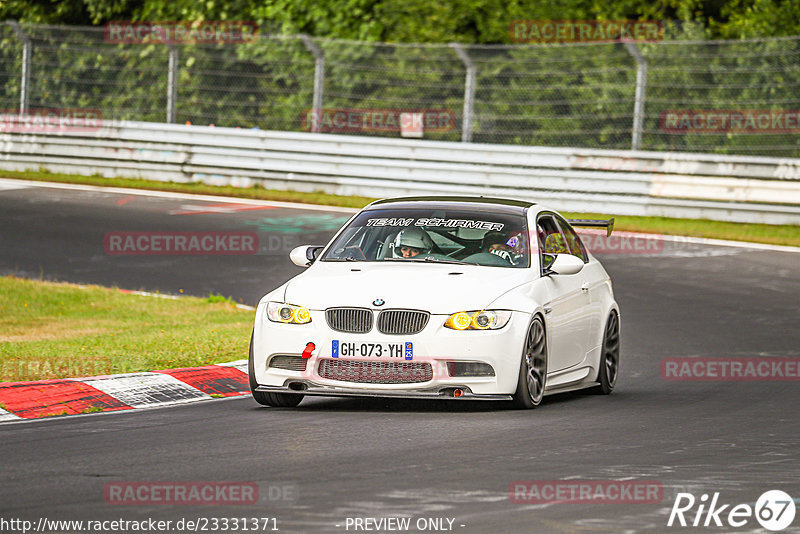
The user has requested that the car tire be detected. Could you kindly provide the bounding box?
[248,331,304,408]
[512,316,547,409]
[592,311,619,395]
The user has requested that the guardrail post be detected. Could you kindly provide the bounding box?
[300,35,325,133]
[166,45,179,123]
[9,21,32,115]
[450,43,476,143]
[624,42,648,151]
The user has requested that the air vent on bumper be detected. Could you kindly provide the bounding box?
[268,355,308,372]
[318,359,433,384]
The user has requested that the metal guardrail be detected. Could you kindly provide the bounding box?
[1,119,799,224]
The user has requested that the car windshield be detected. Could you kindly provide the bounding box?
[321,208,530,268]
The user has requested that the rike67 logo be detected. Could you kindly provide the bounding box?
[668,490,796,531]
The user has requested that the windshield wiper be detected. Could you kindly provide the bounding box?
[323,256,360,262]
[422,256,469,264]
[384,256,468,264]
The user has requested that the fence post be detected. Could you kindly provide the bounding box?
[9,21,32,115]
[166,45,179,123]
[624,42,648,151]
[300,35,325,133]
[450,43,476,143]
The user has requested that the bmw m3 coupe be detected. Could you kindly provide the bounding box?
[249,196,620,409]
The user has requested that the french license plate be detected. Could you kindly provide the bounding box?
[331,340,413,360]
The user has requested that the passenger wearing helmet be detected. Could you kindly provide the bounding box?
[482,231,514,263]
[394,227,433,258]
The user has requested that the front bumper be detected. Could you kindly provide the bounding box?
[255,383,512,401]
[252,307,532,396]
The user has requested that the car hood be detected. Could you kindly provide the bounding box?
[283,261,533,314]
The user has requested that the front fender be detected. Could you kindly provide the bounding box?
[485,277,547,318]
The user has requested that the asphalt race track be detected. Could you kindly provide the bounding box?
[1,179,799,533]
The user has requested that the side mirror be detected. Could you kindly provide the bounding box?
[290,245,324,267]
[546,254,584,276]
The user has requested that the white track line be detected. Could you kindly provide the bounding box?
[578,228,800,254]
[651,233,800,253]
[0,181,29,191]
[0,177,358,213]
[0,407,20,421]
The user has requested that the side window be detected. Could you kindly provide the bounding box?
[555,217,589,263]
[537,216,567,253]
[536,215,568,271]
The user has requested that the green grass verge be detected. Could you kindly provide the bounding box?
[3,169,799,247]
[0,276,254,382]
[3,169,373,208]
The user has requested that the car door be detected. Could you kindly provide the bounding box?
[537,214,592,371]
[555,215,604,351]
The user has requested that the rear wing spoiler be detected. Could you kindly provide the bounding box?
[567,218,615,237]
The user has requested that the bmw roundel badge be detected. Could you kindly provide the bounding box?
[373,298,385,306]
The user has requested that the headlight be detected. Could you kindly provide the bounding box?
[266,302,312,324]
[444,310,511,330]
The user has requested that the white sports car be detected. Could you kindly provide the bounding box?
[249,196,620,409]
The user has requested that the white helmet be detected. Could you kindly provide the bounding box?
[395,227,433,254]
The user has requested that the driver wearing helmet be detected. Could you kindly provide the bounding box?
[482,231,514,263]
[395,227,434,258]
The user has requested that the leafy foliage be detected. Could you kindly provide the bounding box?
[2,0,799,40]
